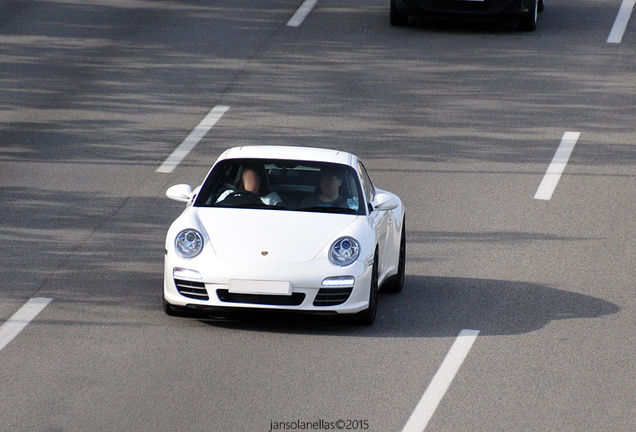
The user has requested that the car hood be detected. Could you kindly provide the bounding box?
[196,208,359,263]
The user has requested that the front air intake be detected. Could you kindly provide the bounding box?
[313,287,353,306]
[175,279,209,300]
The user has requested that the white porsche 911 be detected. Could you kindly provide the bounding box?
[163,146,405,325]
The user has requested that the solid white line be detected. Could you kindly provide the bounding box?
[402,329,480,432]
[607,0,635,43]
[287,0,319,27]
[0,297,53,352]
[534,132,580,201]
[156,105,230,173]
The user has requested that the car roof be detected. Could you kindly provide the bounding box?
[217,146,357,167]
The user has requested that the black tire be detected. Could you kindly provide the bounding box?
[359,251,379,326]
[538,0,544,13]
[390,0,409,26]
[519,0,537,31]
[383,219,406,293]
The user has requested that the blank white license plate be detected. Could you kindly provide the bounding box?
[229,280,292,296]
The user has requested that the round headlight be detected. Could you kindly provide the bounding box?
[329,237,360,267]
[175,229,203,259]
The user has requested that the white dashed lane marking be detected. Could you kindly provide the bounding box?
[534,132,581,201]
[287,0,319,27]
[157,105,230,174]
[0,297,52,352]
[402,329,480,432]
[608,0,635,43]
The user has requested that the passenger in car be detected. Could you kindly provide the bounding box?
[217,164,282,206]
[300,169,347,208]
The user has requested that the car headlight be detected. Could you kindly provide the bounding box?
[175,229,203,259]
[329,237,360,267]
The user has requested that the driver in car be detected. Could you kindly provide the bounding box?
[216,164,282,206]
[300,168,347,208]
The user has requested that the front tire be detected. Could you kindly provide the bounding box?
[519,0,538,31]
[359,251,379,326]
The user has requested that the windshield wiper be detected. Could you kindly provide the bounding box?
[211,203,288,210]
[297,206,356,214]
[211,202,265,208]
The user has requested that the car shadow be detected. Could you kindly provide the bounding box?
[198,275,619,337]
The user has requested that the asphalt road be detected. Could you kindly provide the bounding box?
[1,0,635,431]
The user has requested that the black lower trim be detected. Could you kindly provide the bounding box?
[181,305,341,320]
[216,289,305,306]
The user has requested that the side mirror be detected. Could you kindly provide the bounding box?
[372,192,399,211]
[166,184,193,203]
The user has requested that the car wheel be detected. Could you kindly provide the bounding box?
[538,0,544,12]
[384,219,406,293]
[390,0,409,26]
[519,0,538,31]
[359,250,379,326]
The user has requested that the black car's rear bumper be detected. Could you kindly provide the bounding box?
[394,0,532,17]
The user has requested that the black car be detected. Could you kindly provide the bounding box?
[390,0,544,30]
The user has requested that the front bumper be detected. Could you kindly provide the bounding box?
[163,255,373,315]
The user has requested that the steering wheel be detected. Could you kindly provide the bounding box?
[222,190,263,205]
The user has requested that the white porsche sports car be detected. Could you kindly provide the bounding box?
[163,146,405,325]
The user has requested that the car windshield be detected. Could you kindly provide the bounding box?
[194,158,365,215]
